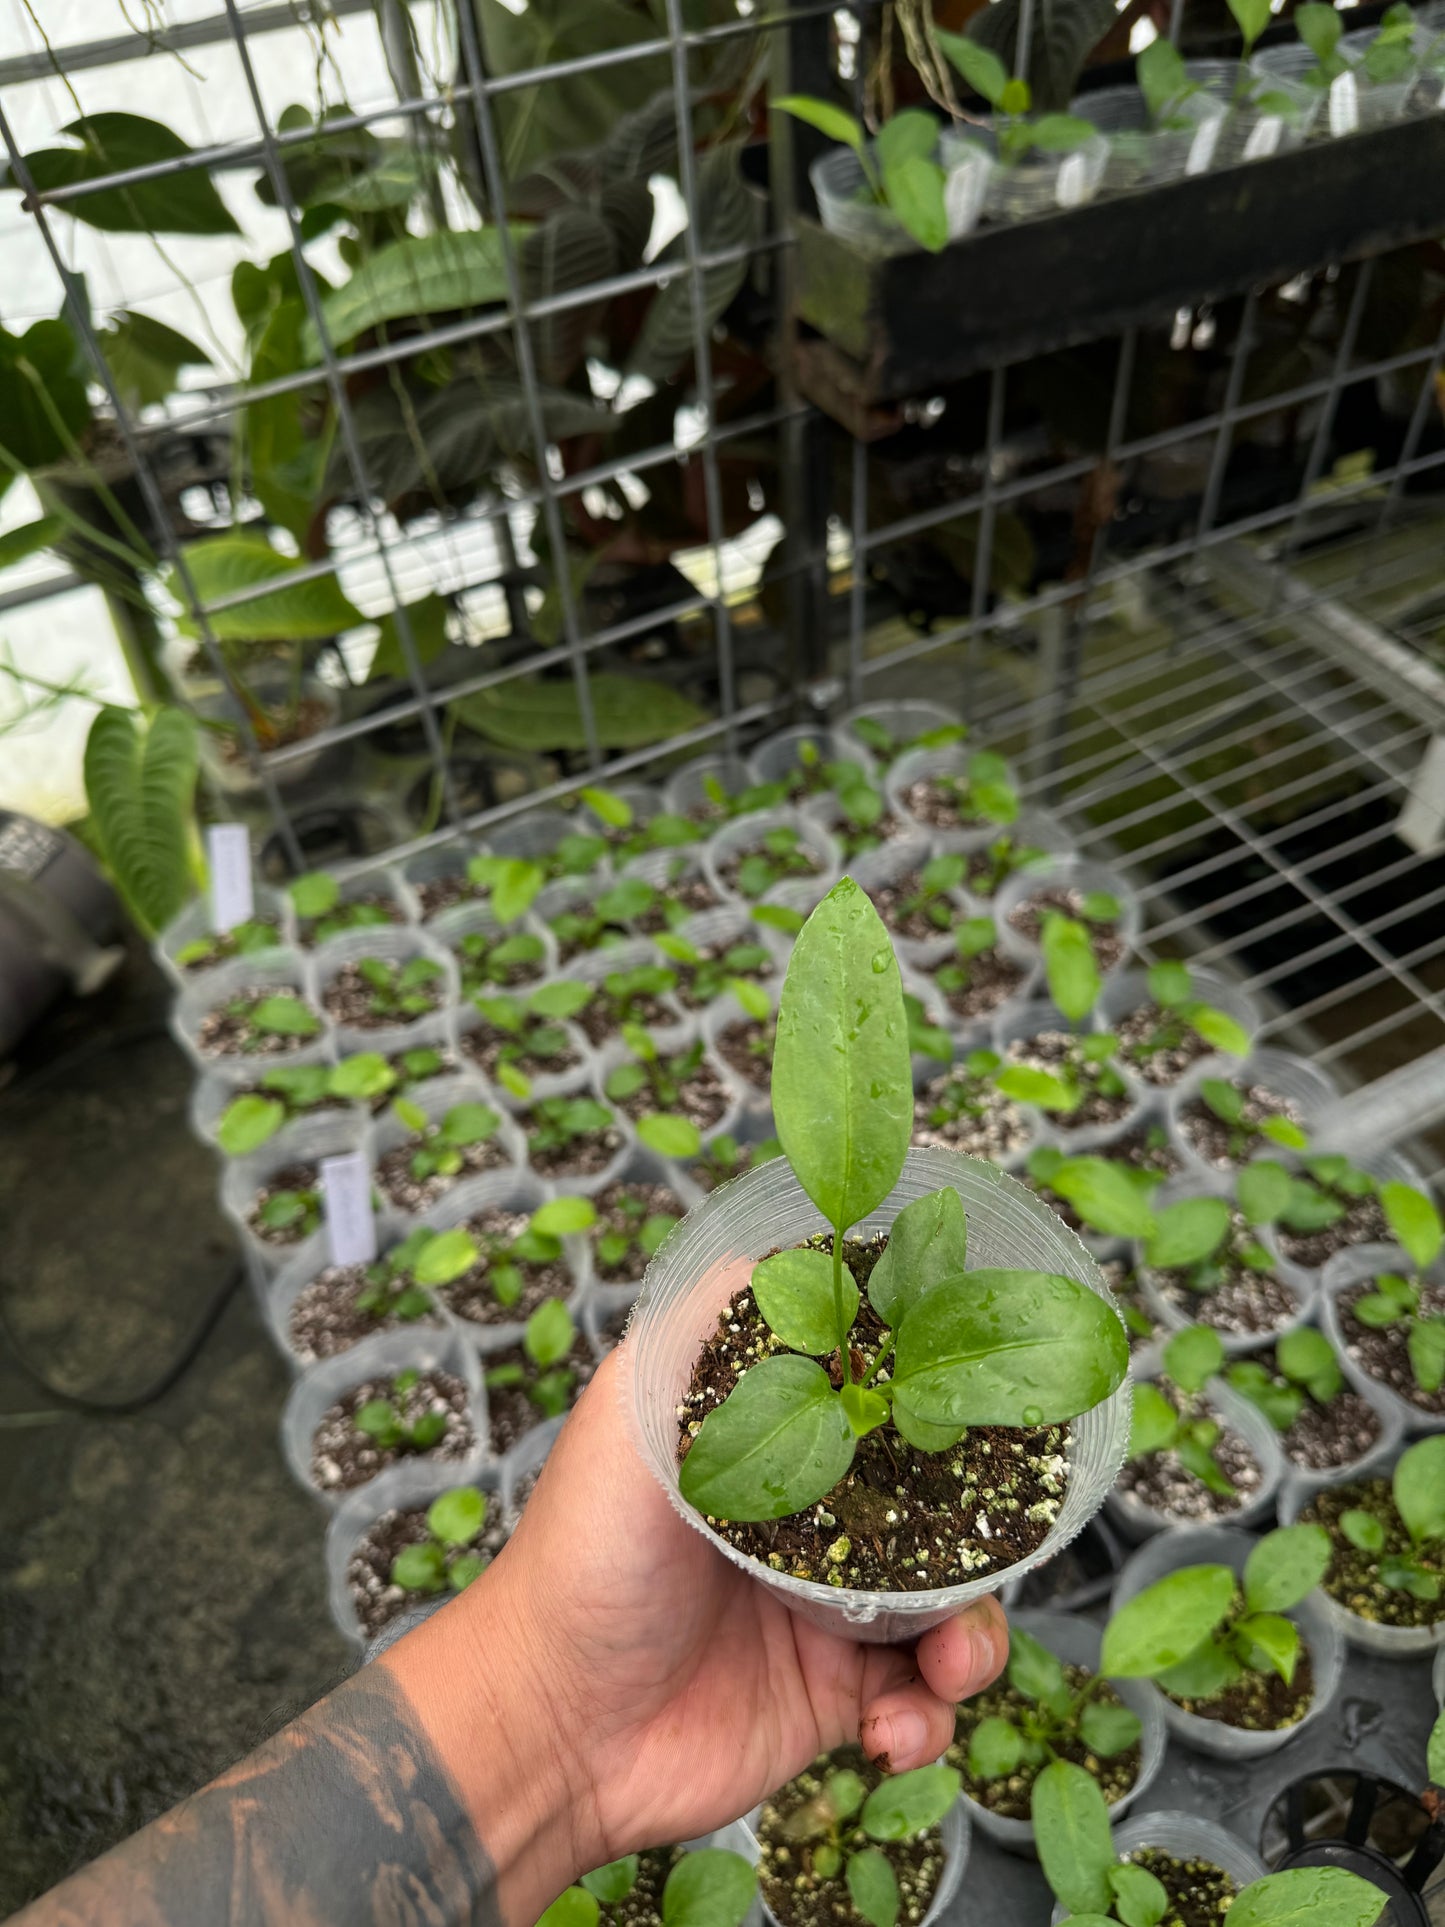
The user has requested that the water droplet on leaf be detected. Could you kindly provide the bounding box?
[1022,1405,1044,1426]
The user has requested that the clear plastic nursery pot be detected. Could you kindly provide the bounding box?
[955,1608,1165,1854]
[884,743,1022,853]
[662,752,755,818]
[399,840,482,922]
[743,1788,970,1927]
[943,124,1110,222]
[622,1143,1133,1644]
[1185,60,1322,164]
[1094,967,1261,1096]
[313,927,459,1060]
[1258,32,1416,136]
[992,1000,1154,1154]
[810,142,992,252]
[1319,1243,1445,1439]
[156,883,288,988]
[1050,1811,1267,1923]
[747,721,859,788]
[219,1109,370,1278]
[1166,1047,1340,1181]
[1135,1176,1317,1356]
[702,808,842,913]
[170,949,334,1085]
[833,698,963,769]
[1110,1525,1345,1760]
[994,856,1143,974]
[1069,84,1228,192]
[284,863,410,951]
[1105,1375,1286,1541]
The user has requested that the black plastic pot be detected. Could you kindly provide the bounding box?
[0,813,121,1056]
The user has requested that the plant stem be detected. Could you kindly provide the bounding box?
[862,1334,895,1387]
[833,1234,853,1387]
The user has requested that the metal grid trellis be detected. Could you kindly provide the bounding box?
[3,0,1445,1160]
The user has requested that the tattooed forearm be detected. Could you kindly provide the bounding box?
[14,1666,501,1927]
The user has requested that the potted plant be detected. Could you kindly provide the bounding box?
[455,982,593,1102]
[832,700,964,771]
[1106,1521,1344,1757]
[483,1295,598,1457]
[1317,1184,1445,1431]
[328,1470,508,1649]
[1070,41,1231,194]
[286,868,407,949]
[936,37,1110,222]
[369,1078,522,1214]
[886,743,1021,848]
[996,858,1139,994]
[444,912,553,999]
[702,984,777,1113]
[1223,1323,1402,1493]
[704,810,839,909]
[921,913,1034,1030]
[910,1047,1036,1168]
[776,99,992,256]
[622,878,1130,1643]
[1167,1050,1338,1178]
[994,1005,1148,1150]
[268,1220,466,1368]
[1134,1174,1314,1351]
[219,1110,367,1271]
[1256,2,1420,136]
[542,1837,757,1927]
[172,951,331,1082]
[654,908,783,1013]
[1096,963,1256,1092]
[1259,1150,1424,1282]
[316,933,455,1053]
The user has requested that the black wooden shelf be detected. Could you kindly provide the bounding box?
[792,112,1445,425]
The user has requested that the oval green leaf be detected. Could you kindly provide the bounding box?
[1394,1435,1445,1545]
[1228,1866,1390,1927]
[859,1764,960,1840]
[1100,1564,1236,1678]
[846,1850,898,1927]
[1242,1523,1331,1614]
[661,1849,757,1927]
[1031,1760,1115,1918]
[677,1355,854,1522]
[868,1187,968,1329]
[752,1247,856,1355]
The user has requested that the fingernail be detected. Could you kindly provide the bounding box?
[865,1706,928,1768]
[961,1605,1007,1684]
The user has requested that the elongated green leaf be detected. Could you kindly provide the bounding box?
[1008,1625,1068,1707]
[83,705,198,938]
[1236,1611,1299,1684]
[1228,1867,1389,1927]
[1049,1157,1157,1238]
[1129,1383,1180,1457]
[1100,1565,1236,1677]
[661,1850,757,1927]
[1041,914,1100,1020]
[14,114,238,234]
[637,1113,702,1159]
[772,878,911,1235]
[454,674,707,753]
[773,95,867,151]
[1243,1524,1331,1614]
[1031,1760,1115,1917]
[532,1197,596,1238]
[216,1094,285,1156]
[0,513,65,569]
[935,29,1010,106]
[1145,1197,1230,1270]
[1237,1159,1292,1226]
[412,1228,479,1288]
[166,534,362,643]
[868,1187,968,1328]
[98,309,209,411]
[1380,1182,1443,1271]
[310,227,528,355]
[1394,1436,1445,1545]
[847,1851,898,1927]
[752,1247,857,1355]
[881,153,948,253]
[860,1765,960,1839]
[1162,1324,1224,1396]
[891,1269,1128,1434]
[678,1355,854,1521]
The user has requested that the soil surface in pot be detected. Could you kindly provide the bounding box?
[926,948,1028,1024]
[674,944,777,1013]
[867,872,958,944]
[375,1132,511,1213]
[679,1237,1071,1591]
[1007,888,1126,969]
[631,877,720,934]
[178,919,284,971]
[521,1112,626,1182]
[757,1747,947,1927]
[297,893,404,948]
[1176,1081,1303,1169]
[584,1846,687,1927]
[590,1181,685,1285]
[462,1022,582,1084]
[446,1207,572,1329]
[962,843,1039,900]
[1164,1637,1315,1731]
[1115,1002,1229,1087]
[950,1663,1142,1816]
[1006,1031,1134,1131]
[1234,1345,1383,1472]
[1148,1213,1300,1337]
[1114,1387,1262,1523]
[310,1370,475,1493]
[1274,1191,1389,1270]
[911,1071,1029,1162]
[345,1496,508,1640]
[578,991,672,1050]
[1123,1848,1239,1927]
[287,1262,442,1363]
[246,1161,321,1248]
[714,1020,774,1094]
[323,961,444,1031]
[415,873,482,919]
[900,777,997,833]
[1299,1476,1445,1629]
[1336,1278,1445,1417]
[485,1333,596,1455]
[197,989,321,1056]
[609,1055,730,1132]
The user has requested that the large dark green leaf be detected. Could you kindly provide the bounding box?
[0,319,92,489]
[13,114,238,234]
[242,296,330,545]
[165,534,363,643]
[966,0,1120,112]
[98,311,209,411]
[890,1269,1128,1433]
[627,142,757,384]
[677,1354,854,1521]
[83,706,197,938]
[521,205,619,382]
[309,228,528,355]
[452,673,705,752]
[1100,1565,1236,1678]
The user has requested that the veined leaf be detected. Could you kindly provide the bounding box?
[13,113,238,234]
[83,705,197,938]
[678,1354,853,1521]
[309,227,530,355]
[165,534,362,643]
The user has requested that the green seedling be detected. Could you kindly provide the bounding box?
[1136,36,1207,127]
[549,876,662,956]
[485,1297,580,1418]
[732,825,817,900]
[655,931,774,1007]
[214,990,323,1054]
[964,833,1048,900]
[963,1624,1143,1789]
[393,1095,501,1181]
[465,854,546,924]
[354,1366,451,1453]
[1101,1523,1331,1710]
[847,717,966,767]
[593,1188,680,1279]
[937,33,1098,166]
[932,917,1008,1006]
[677,879,1129,1525]
[901,992,952,1066]
[1337,1436,1445,1601]
[689,1132,783,1191]
[586,963,675,1038]
[1025,1144,1167,1243]
[174,917,281,970]
[354,1222,483,1325]
[1193,1075,1311,1161]
[774,1764,961,1927]
[216,1062,341,1155]
[916,749,1019,828]
[1226,1326,1345,1432]
[455,925,546,998]
[256,1181,322,1240]
[1121,962,1252,1073]
[289,871,395,944]
[829,773,895,859]
[1272,1151,1380,1241]
[605,1029,713,1145]
[390,1486,492,1596]
[1033,1756,1384,1927]
[540,1847,757,1927]
[525,1095,618,1163]
[1294,0,1418,90]
[470,979,593,1099]
[887,853,967,934]
[995,1032,1129,1122]
[1141,1182,1281,1297]
[611,811,707,864]
[352,953,445,1022]
[1129,1326,1236,1497]
[1034,893,1119,1020]
[1346,1183,1445,1394]
[457,1197,593,1311]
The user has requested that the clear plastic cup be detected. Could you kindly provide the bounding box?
[369,1071,527,1217]
[194,669,340,797]
[746,722,860,789]
[885,744,1022,853]
[966,128,1111,221]
[958,1608,1166,1854]
[564,936,694,1055]
[220,1109,372,1277]
[156,883,287,989]
[833,698,964,770]
[1270,1364,1405,1503]
[451,1001,592,1112]
[264,1205,429,1370]
[1096,967,1260,1098]
[488,808,585,865]
[280,1321,488,1510]
[171,949,334,1085]
[520,1096,637,1199]
[811,143,991,251]
[742,1788,970,1927]
[957,809,1077,915]
[1072,84,1229,192]
[852,833,965,972]
[1135,1175,1316,1356]
[581,782,662,841]
[660,901,792,1013]
[1166,1048,1340,1180]
[312,926,458,1060]
[702,808,841,913]
[993,1000,1156,1153]
[399,841,484,922]
[591,1027,743,1155]
[701,991,776,1127]
[283,862,411,952]
[1052,1812,1266,1921]
[1259,1146,1427,1290]
[622,1143,1133,1643]
[994,857,1142,976]
[412,1166,581,1352]
[1187,59,1322,163]
[1106,1376,1285,1540]
[1264,31,1416,134]
[1110,1523,1345,1758]
[1319,1243,1445,1438]
[662,752,755,819]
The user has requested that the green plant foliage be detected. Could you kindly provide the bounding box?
[10,114,239,234]
[964,0,1121,112]
[166,533,362,643]
[97,310,209,411]
[453,674,708,752]
[629,142,760,375]
[83,705,197,938]
[307,226,528,353]
[0,514,65,568]
[0,318,92,493]
[1032,1760,1115,1916]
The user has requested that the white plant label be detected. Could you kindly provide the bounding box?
[1329,70,1359,137]
[1437,77,1445,108]
[207,823,253,931]
[1185,115,1222,175]
[1055,151,1091,209]
[944,161,983,238]
[321,1151,377,1267]
[1243,114,1283,160]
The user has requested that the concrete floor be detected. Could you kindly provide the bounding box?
[0,940,349,1915]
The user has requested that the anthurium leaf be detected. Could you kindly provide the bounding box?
[83,705,198,938]
[308,227,529,354]
[771,878,912,1235]
[1100,1564,1237,1677]
[935,28,1011,105]
[752,1247,857,1355]
[1394,1435,1445,1545]
[0,318,91,483]
[677,1355,854,1522]
[845,1850,898,1927]
[98,309,209,410]
[661,1849,757,1927]
[16,114,239,234]
[859,1764,960,1839]
[881,152,948,253]
[453,673,707,753]
[166,534,362,642]
[890,1269,1128,1433]
[868,1187,968,1328]
[1228,1866,1389,1927]
[1031,1760,1115,1917]
[1243,1524,1331,1614]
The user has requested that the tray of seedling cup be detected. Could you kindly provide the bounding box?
[621,877,1134,1647]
